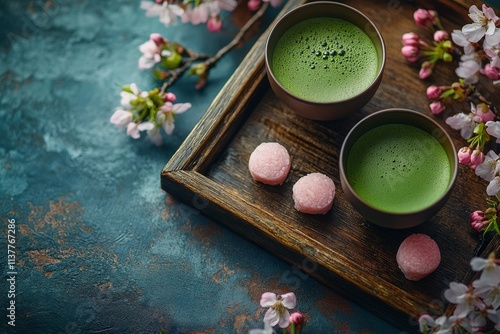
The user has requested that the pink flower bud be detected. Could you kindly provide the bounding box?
[413,9,434,27]
[457,147,472,165]
[163,92,176,102]
[150,33,167,47]
[248,0,261,11]
[207,16,222,32]
[433,30,449,42]
[470,149,485,169]
[471,220,485,232]
[483,63,500,80]
[401,45,420,62]
[290,312,304,325]
[475,103,495,123]
[402,32,420,46]
[419,64,433,79]
[429,101,445,115]
[426,85,442,99]
[470,210,485,222]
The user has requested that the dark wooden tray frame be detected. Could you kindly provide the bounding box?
[161,0,500,331]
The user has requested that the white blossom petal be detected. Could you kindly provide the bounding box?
[486,177,500,196]
[260,292,277,307]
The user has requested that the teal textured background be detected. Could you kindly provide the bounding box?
[0,1,402,333]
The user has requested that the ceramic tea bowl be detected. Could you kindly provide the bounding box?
[339,109,458,228]
[265,1,386,120]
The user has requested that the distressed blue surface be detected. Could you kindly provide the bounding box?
[0,1,402,333]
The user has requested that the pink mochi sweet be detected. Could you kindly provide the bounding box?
[292,173,336,214]
[248,142,291,185]
[396,233,441,281]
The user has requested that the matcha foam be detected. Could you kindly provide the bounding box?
[272,17,379,102]
[346,124,451,213]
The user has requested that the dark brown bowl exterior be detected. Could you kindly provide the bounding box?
[339,109,458,228]
[265,2,386,121]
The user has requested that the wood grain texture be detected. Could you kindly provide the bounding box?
[161,0,500,331]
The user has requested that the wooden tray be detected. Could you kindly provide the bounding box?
[161,0,500,331]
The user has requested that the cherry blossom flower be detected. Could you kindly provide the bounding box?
[486,176,500,196]
[445,112,475,139]
[207,15,222,32]
[472,103,495,123]
[401,45,420,62]
[486,121,500,143]
[470,148,485,169]
[429,101,445,114]
[483,63,500,80]
[110,109,133,127]
[402,32,420,46]
[485,48,500,68]
[158,101,192,135]
[458,146,472,164]
[470,252,500,280]
[260,292,297,328]
[444,282,480,318]
[451,29,475,55]
[462,4,500,44]
[413,8,437,27]
[141,1,184,26]
[473,271,500,309]
[138,36,164,69]
[456,57,482,84]
[418,314,437,333]
[475,150,500,181]
[434,30,449,42]
[126,122,153,139]
[470,210,487,232]
[426,85,442,99]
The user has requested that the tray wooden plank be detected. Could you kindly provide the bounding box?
[161,0,500,331]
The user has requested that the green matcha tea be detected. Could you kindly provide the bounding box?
[346,124,451,213]
[271,17,379,102]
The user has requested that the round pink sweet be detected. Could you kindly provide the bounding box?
[396,234,441,281]
[292,173,336,214]
[248,142,291,185]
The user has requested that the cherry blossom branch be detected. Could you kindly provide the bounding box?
[204,2,270,69]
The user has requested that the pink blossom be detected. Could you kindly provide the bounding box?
[401,45,420,62]
[419,62,433,79]
[289,312,304,326]
[456,58,482,84]
[483,63,500,80]
[473,103,495,123]
[451,29,475,55]
[458,146,472,164]
[163,92,176,102]
[446,112,475,139]
[426,85,442,99]
[470,148,485,169]
[150,33,167,47]
[413,8,435,27]
[138,39,162,69]
[434,30,449,42]
[207,15,222,32]
[462,4,500,44]
[260,292,297,328]
[430,101,445,114]
[402,32,420,46]
[247,0,261,11]
[470,210,485,223]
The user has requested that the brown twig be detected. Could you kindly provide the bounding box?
[161,2,270,91]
